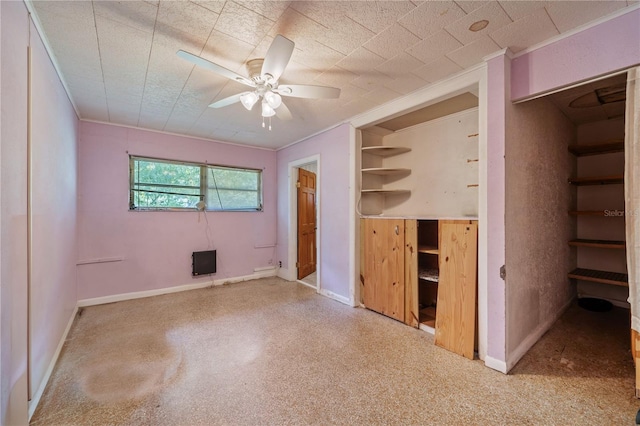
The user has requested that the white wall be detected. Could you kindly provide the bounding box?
[382,108,479,218]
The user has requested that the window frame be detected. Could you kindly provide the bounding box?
[129,155,263,212]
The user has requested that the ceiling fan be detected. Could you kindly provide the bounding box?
[177,35,341,130]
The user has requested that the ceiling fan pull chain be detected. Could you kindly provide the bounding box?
[269,117,272,131]
[262,117,265,128]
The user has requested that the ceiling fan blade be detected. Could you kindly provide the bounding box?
[209,92,245,108]
[276,101,292,121]
[177,50,254,87]
[276,84,340,99]
[261,35,294,82]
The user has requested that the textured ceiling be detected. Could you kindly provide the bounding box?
[30,1,636,149]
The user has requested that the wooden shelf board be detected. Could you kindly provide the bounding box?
[568,174,623,186]
[418,247,439,255]
[568,140,624,157]
[418,268,439,282]
[568,268,628,287]
[361,167,411,176]
[361,146,411,157]
[361,189,410,195]
[568,239,626,249]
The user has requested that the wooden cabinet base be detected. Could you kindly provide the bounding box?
[361,218,479,359]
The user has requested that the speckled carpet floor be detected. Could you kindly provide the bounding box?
[31,277,637,425]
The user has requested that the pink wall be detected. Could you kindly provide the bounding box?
[1,2,30,422]
[77,122,277,300]
[485,54,508,367]
[511,8,640,100]
[276,124,351,300]
[29,19,79,399]
[1,2,78,423]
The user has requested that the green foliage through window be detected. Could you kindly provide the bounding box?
[130,156,262,211]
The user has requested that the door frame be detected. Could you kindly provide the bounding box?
[287,155,321,292]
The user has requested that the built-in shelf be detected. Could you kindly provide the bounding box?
[568,239,626,249]
[361,167,411,176]
[361,146,411,157]
[568,174,624,186]
[568,139,624,157]
[418,267,439,283]
[361,189,411,195]
[418,245,439,255]
[568,268,629,287]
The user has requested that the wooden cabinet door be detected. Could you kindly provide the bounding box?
[361,218,405,322]
[435,222,478,359]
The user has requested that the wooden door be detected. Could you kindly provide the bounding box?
[361,218,405,322]
[297,168,316,279]
[435,222,478,359]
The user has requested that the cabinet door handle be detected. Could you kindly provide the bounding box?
[395,225,399,235]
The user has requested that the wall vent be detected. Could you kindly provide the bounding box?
[192,250,216,276]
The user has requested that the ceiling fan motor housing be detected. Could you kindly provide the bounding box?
[246,58,266,82]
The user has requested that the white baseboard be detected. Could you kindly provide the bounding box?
[251,266,277,279]
[484,355,508,374]
[319,289,351,306]
[297,280,317,290]
[505,297,574,372]
[29,306,78,420]
[78,269,278,307]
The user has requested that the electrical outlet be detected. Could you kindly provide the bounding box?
[279,261,282,268]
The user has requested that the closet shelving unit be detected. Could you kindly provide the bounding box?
[417,220,439,329]
[567,138,628,288]
[360,143,412,206]
[361,146,411,157]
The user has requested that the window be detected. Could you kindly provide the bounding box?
[129,156,262,211]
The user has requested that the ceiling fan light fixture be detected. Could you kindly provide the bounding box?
[261,100,276,117]
[264,91,282,109]
[240,92,259,110]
